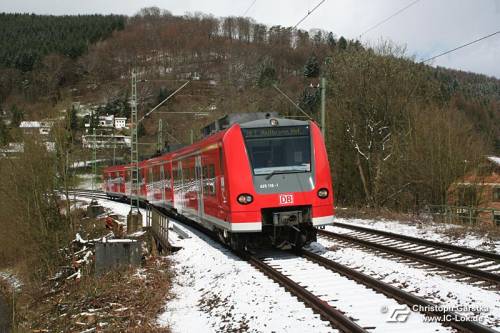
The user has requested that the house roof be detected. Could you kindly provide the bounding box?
[487,156,500,167]
[19,121,52,128]
[19,121,42,128]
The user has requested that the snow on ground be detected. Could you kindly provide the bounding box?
[0,270,22,291]
[309,238,500,329]
[77,174,101,191]
[330,217,500,254]
[77,197,148,227]
[74,196,498,331]
[262,253,453,333]
[158,222,335,333]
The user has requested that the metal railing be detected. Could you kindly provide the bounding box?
[146,205,171,251]
[427,205,500,225]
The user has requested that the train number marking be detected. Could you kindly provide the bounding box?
[279,194,294,205]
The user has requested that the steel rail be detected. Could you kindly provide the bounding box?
[333,222,500,261]
[241,252,368,333]
[319,230,500,285]
[300,249,498,333]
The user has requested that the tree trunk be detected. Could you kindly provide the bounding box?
[356,153,373,206]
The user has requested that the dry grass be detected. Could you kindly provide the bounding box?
[335,206,420,222]
[18,257,173,333]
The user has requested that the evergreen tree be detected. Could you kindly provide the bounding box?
[304,55,320,78]
[327,32,336,48]
[67,105,79,131]
[0,120,10,146]
[89,111,99,129]
[299,87,321,114]
[137,122,146,137]
[157,87,169,104]
[10,105,24,127]
[0,13,126,71]
[338,36,348,50]
[257,61,277,88]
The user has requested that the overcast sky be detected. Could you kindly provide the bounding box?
[2,0,500,78]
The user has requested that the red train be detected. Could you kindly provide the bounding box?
[103,115,334,249]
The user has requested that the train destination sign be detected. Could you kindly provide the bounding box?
[242,126,309,138]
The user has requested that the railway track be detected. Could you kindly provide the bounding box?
[298,248,496,333]
[68,190,498,332]
[242,252,368,332]
[319,223,500,286]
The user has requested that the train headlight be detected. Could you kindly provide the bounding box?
[237,193,253,204]
[269,118,279,127]
[317,188,329,199]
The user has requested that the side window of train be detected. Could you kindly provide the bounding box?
[209,164,216,195]
[177,167,182,184]
[149,168,153,184]
[115,172,120,183]
[203,164,216,196]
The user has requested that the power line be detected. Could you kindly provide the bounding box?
[242,0,257,16]
[421,30,500,63]
[292,0,327,30]
[359,0,421,38]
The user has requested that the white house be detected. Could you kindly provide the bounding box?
[99,115,115,128]
[19,121,53,135]
[84,115,128,130]
[114,117,127,129]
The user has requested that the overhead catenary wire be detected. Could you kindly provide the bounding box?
[292,0,327,30]
[359,0,421,38]
[421,30,500,63]
[242,0,257,17]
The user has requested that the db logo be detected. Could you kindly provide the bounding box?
[279,194,294,205]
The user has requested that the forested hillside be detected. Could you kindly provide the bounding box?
[0,8,498,209]
[0,13,125,71]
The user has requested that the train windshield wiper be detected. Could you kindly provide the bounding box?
[265,170,280,180]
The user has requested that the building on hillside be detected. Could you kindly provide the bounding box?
[82,134,131,149]
[19,121,53,136]
[98,115,115,128]
[447,156,500,225]
[0,142,24,157]
[114,117,127,129]
[0,141,55,158]
[84,114,128,131]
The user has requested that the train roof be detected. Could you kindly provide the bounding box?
[239,118,309,128]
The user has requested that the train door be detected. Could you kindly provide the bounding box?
[119,170,125,194]
[173,160,182,212]
[217,147,228,221]
[160,163,165,204]
[148,167,154,202]
[164,162,173,205]
[195,155,204,220]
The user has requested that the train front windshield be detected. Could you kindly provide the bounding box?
[242,126,311,175]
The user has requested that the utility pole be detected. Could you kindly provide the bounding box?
[129,68,140,216]
[91,126,97,203]
[320,77,326,139]
[157,118,163,152]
